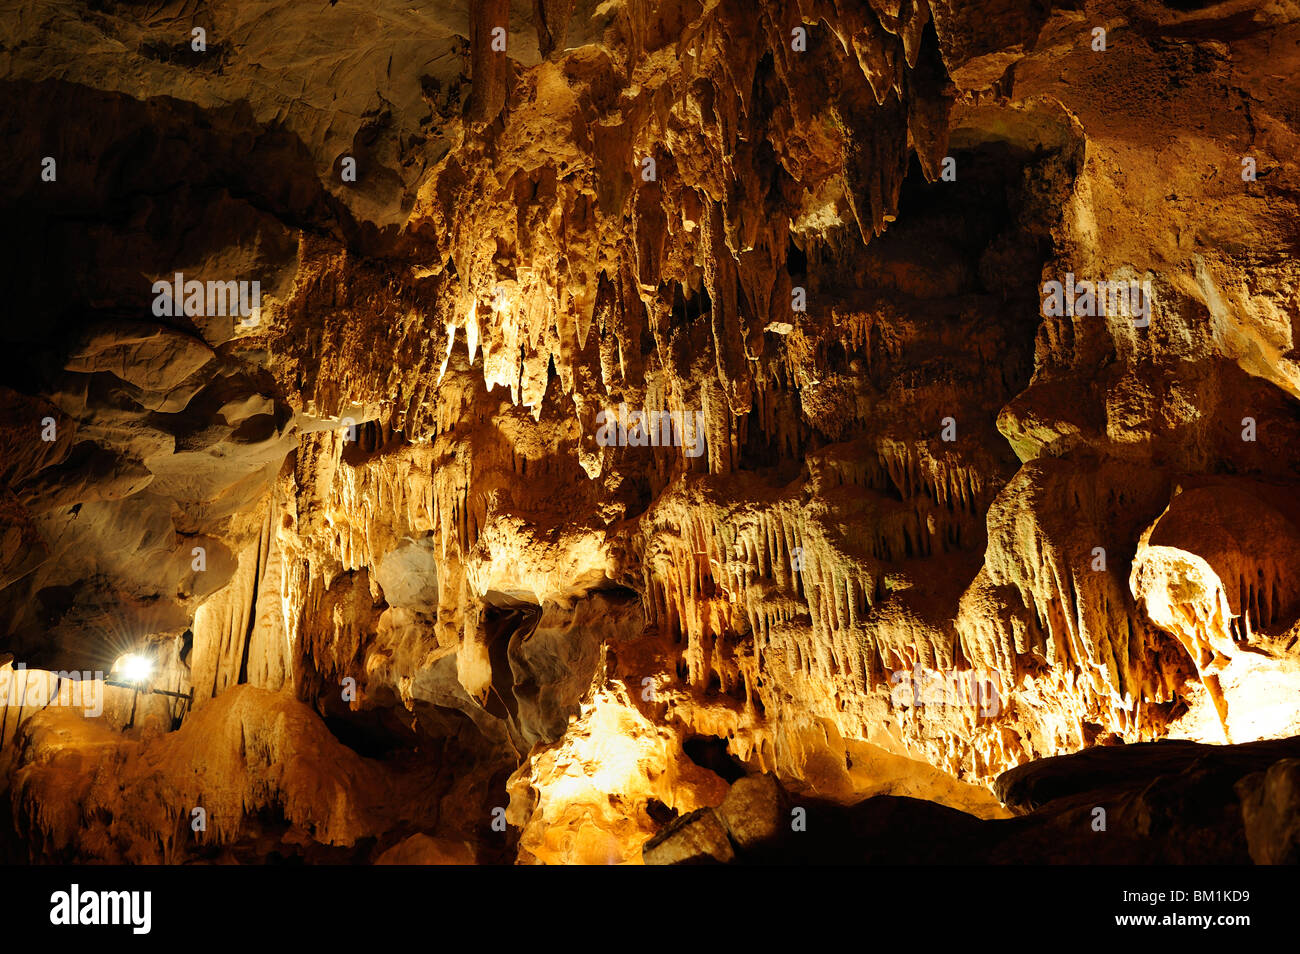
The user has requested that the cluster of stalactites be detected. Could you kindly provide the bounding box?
[403,0,956,485]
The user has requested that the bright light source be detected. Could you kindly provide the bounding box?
[116,653,153,684]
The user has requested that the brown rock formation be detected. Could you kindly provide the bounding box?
[1,0,1299,865]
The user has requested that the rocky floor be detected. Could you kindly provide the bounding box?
[646,736,1300,864]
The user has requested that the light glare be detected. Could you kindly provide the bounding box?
[117,653,153,684]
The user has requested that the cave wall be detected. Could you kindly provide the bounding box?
[1,0,1299,863]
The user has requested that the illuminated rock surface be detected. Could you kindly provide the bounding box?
[1,0,1299,864]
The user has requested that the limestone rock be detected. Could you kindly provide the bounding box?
[1237,759,1300,865]
[717,774,789,850]
[65,322,214,393]
[375,833,477,865]
[642,808,735,866]
[2,0,1300,867]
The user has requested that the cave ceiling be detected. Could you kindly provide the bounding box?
[1,0,1299,871]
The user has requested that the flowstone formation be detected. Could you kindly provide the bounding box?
[1,0,1299,865]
